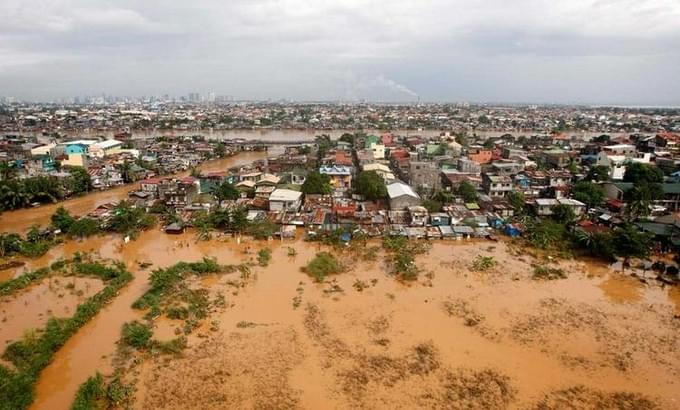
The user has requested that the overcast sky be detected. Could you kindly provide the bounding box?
[1,0,679,104]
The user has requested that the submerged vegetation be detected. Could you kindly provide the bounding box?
[0,258,132,410]
[303,252,344,282]
[71,372,134,410]
[382,236,431,281]
[471,255,497,272]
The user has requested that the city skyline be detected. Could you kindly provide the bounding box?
[1,0,679,105]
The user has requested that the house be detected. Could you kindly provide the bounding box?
[468,149,493,164]
[429,212,451,226]
[319,165,353,192]
[482,174,513,198]
[408,206,429,226]
[603,182,680,212]
[533,198,586,216]
[542,149,571,168]
[268,188,303,212]
[362,163,395,181]
[491,161,522,177]
[457,157,481,174]
[387,181,421,210]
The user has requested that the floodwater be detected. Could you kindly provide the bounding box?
[0,151,268,234]
[0,276,103,350]
[131,239,680,409]
[3,232,675,409]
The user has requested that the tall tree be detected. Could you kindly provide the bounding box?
[623,162,663,184]
[456,180,478,203]
[301,171,332,195]
[214,181,240,202]
[572,181,604,209]
[354,171,387,200]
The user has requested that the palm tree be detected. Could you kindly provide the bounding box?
[0,182,30,210]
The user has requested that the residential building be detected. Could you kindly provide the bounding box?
[269,188,303,212]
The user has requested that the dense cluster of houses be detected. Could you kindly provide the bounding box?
[109,129,680,247]
[0,134,244,190]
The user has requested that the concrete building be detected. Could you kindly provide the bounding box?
[409,161,440,192]
[482,173,513,198]
[269,188,303,212]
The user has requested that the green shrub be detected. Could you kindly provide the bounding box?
[121,321,152,349]
[532,265,567,280]
[471,256,496,271]
[303,252,343,282]
[257,248,272,267]
[71,373,105,410]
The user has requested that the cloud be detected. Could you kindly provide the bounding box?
[0,0,678,103]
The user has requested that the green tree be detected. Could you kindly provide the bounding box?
[456,181,478,203]
[623,162,663,184]
[214,181,240,202]
[623,183,663,220]
[66,166,92,194]
[117,161,134,184]
[551,204,577,224]
[230,207,249,232]
[301,171,332,195]
[0,232,22,257]
[68,218,101,238]
[586,165,610,182]
[525,219,567,250]
[422,199,442,213]
[51,206,75,233]
[611,224,653,268]
[572,181,604,209]
[354,171,387,200]
[315,134,333,161]
[506,191,526,214]
[108,201,155,238]
[0,180,30,210]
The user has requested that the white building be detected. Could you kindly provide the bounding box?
[268,189,303,212]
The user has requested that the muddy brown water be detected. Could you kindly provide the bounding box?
[0,151,268,234]
[0,233,674,409]
[0,277,103,350]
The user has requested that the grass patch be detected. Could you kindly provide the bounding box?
[471,255,496,271]
[532,265,567,280]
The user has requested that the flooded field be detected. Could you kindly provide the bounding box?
[0,276,103,350]
[0,230,676,409]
